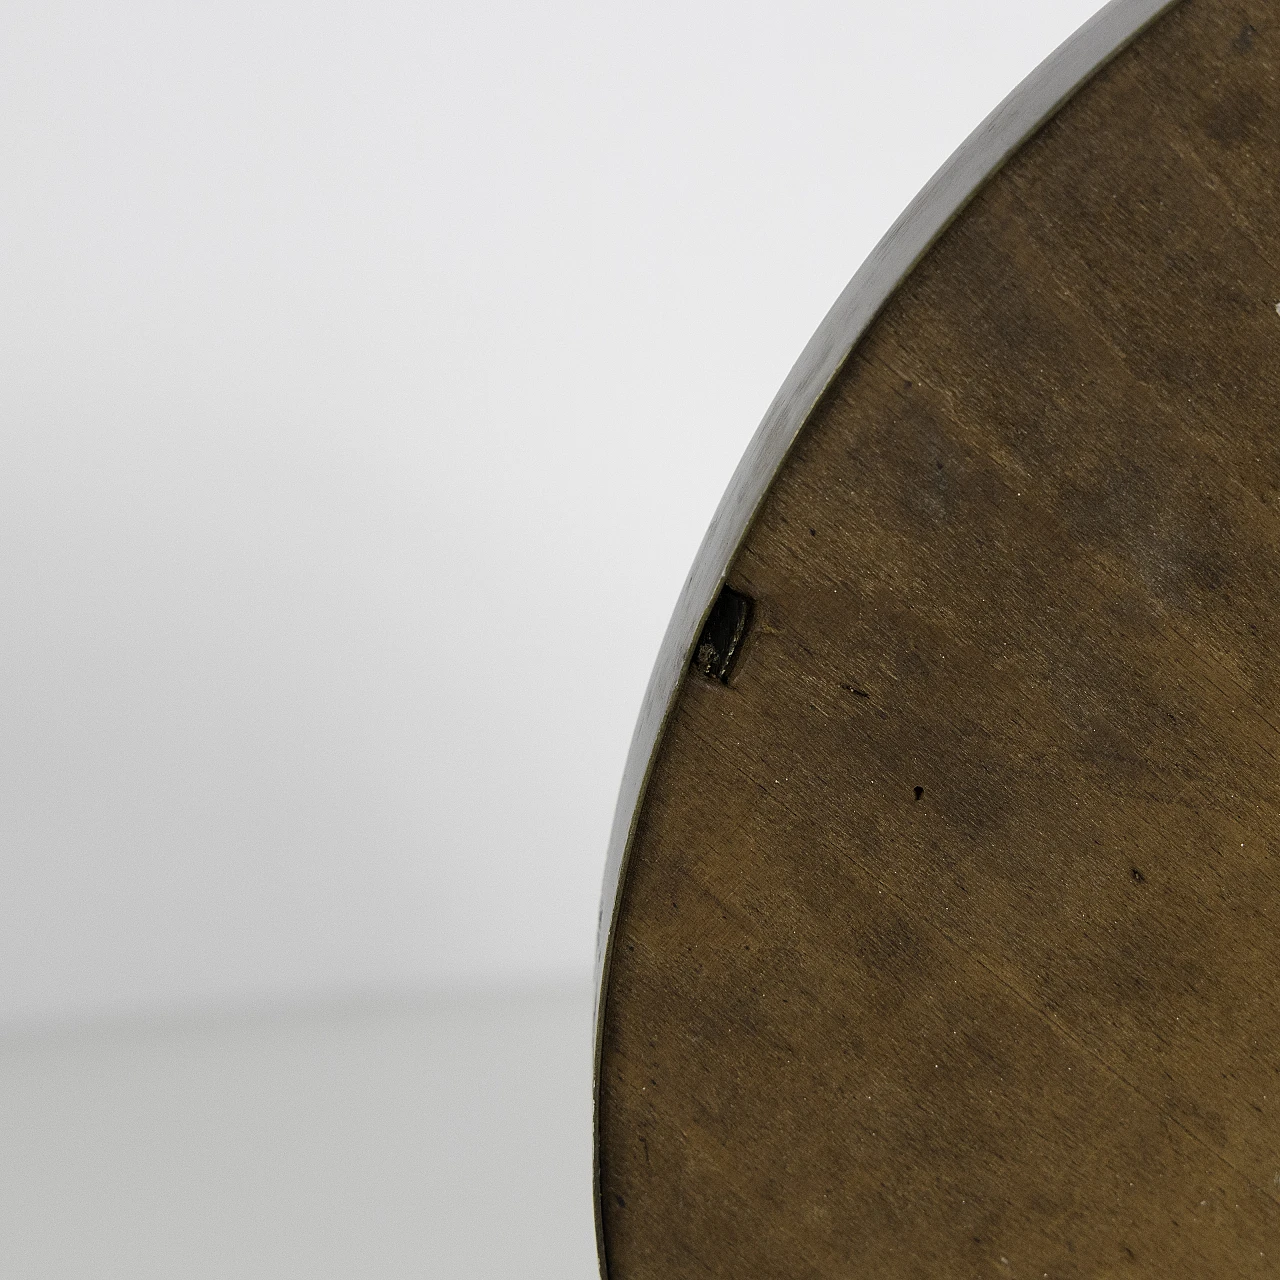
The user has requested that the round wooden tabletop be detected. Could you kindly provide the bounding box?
[594,0,1280,1274]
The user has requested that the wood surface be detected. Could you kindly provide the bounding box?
[597,0,1280,1274]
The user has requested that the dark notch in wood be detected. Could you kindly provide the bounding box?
[691,586,753,684]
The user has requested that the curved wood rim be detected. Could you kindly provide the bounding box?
[592,0,1185,1269]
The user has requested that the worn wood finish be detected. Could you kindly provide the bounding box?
[597,1,1280,1275]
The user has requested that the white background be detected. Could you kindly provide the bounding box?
[1,0,1103,1273]
[1,0,1102,1023]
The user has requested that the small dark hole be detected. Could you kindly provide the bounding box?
[913,786,924,801]
[809,527,816,536]
[1130,867,1146,883]
[614,1193,626,1208]
[692,586,753,684]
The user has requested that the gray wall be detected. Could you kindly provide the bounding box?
[1,0,1098,1026]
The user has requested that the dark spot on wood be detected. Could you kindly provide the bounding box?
[1131,867,1146,883]
[913,786,924,801]
[1203,87,1259,147]
[1233,23,1257,53]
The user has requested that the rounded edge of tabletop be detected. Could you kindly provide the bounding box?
[589,0,1184,1272]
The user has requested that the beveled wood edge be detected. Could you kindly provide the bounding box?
[592,0,1184,1270]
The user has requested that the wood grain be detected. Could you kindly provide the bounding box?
[597,0,1280,1274]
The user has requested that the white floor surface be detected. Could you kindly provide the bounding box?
[0,986,599,1279]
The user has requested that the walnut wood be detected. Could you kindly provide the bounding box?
[597,1,1280,1275]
